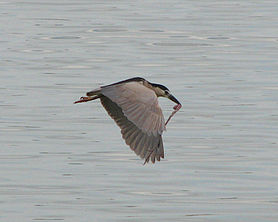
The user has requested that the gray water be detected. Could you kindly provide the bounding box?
[1,1,278,221]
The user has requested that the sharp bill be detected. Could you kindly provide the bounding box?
[169,94,181,105]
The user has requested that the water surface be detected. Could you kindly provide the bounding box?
[1,1,278,221]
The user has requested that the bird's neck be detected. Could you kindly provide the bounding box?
[143,81,164,97]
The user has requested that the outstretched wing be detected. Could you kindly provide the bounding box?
[99,82,166,163]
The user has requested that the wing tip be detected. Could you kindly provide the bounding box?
[143,153,164,165]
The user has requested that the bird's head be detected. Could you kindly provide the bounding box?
[150,83,181,105]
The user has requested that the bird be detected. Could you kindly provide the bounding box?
[74,77,182,164]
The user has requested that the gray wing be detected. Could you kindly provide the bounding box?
[100,82,166,163]
[101,82,166,135]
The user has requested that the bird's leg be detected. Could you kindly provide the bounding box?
[165,104,182,126]
[74,96,95,104]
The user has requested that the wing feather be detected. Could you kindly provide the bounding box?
[100,96,164,163]
[136,134,147,157]
[101,82,165,136]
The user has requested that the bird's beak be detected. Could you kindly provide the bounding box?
[165,93,182,126]
[168,93,181,105]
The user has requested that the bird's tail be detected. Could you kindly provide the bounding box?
[86,88,102,96]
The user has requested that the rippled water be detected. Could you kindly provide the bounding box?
[1,1,278,221]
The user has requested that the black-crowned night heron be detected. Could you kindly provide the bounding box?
[75,77,181,164]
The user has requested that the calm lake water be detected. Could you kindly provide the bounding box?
[1,1,278,221]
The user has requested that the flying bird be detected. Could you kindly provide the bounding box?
[74,77,182,164]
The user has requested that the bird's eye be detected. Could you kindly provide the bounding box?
[165,90,169,95]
